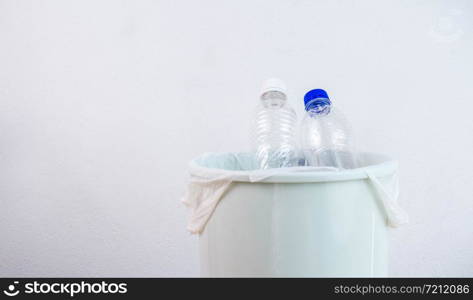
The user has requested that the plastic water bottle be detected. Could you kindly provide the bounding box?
[300,89,358,169]
[252,78,298,169]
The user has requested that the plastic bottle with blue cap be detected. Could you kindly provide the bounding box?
[252,78,298,169]
[300,89,358,169]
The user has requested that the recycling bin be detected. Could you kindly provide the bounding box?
[183,152,407,277]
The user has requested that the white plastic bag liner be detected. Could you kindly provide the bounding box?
[182,152,408,277]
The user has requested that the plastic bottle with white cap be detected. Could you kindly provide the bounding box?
[252,78,298,169]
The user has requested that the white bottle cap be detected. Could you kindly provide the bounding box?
[260,78,287,97]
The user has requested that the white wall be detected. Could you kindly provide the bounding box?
[0,0,472,277]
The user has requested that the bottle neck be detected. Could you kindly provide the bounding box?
[260,91,287,108]
[305,98,331,116]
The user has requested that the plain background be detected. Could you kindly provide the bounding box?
[1,0,472,277]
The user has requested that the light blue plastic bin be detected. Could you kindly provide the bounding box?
[188,152,404,277]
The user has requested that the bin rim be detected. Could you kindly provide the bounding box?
[188,152,398,183]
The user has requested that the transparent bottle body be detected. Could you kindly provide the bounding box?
[300,107,358,169]
[252,91,298,169]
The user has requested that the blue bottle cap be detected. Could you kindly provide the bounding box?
[303,89,331,112]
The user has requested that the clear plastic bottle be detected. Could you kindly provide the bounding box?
[300,89,358,169]
[252,78,298,169]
